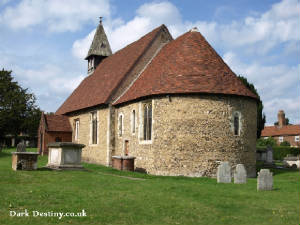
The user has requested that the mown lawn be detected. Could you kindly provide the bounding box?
[0,148,299,225]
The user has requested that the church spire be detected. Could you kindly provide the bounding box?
[85,17,112,74]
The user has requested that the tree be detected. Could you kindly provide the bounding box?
[0,69,41,140]
[238,75,266,139]
[257,137,277,147]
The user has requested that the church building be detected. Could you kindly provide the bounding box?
[41,19,258,177]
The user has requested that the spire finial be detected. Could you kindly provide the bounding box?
[99,17,103,25]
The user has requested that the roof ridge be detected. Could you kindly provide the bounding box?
[113,42,168,104]
[105,25,168,104]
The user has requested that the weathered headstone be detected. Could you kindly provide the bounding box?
[266,146,273,164]
[16,142,26,152]
[217,161,231,183]
[257,169,273,191]
[234,164,247,184]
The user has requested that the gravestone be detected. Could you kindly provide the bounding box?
[217,161,231,183]
[266,146,273,164]
[16,141,26,152]
[234,164,247,184]
[257,169,273,191]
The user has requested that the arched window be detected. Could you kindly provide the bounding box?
[143,102,152,140]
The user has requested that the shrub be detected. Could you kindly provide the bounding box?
[273,146,300,160]
[257,137,277,147]
[280,141,290,146]
[257,146,300,160]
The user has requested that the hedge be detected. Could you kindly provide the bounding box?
[257,146,300,160]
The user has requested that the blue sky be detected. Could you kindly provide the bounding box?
[0,0,299,125]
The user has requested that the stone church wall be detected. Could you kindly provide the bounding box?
[68,107,109,165]
[114,94,257,177]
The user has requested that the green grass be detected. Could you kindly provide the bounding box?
[0,148,299,225]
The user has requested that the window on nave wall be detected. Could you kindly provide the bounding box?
[143,102,152,141]
[118,114,123,137]
[91,111,98,144]
[233,111,241,136]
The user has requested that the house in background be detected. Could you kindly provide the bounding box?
[39,20,259,177]
[261,110,300,147]
[38,113,72,155]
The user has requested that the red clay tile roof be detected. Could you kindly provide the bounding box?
[114,29,258,105]
[45,114,72,132]
[56,25,165,115]
[261,125,300,137]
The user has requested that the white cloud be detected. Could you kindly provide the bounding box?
[2,0,299,123]
[13,64,84,94]
[72,0,300,58]
[182,0,300,54]
[136,1,181,25]
[223,51,300,124]
[72,29,96,59]
[69,0,300,124]
[0,0,110,32]
[0,0,12,6]
[9,64,84,112]
[223,52,300,96]
[264,97,300,125]
[218,0,300,51]
[72,1,183,58]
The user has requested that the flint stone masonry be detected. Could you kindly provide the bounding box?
[114,95,257,177]
[68,107,109,165]
[47,142,85,170]
[234,164,247,184]
[67,94,257,177]
[217,162,231,183]
[11,152,39,170]
[257,169,273,191]
[16,142,26,152]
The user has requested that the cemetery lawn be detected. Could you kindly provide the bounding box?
[0,148,299,225]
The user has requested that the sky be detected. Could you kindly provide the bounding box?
[0,0,299,125]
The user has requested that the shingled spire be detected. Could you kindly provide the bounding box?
[85,17,112,74]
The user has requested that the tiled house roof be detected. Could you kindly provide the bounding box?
[261,125,300,137]
[56,25,165,115]
[114,29,258,105]
[44,114,72,132]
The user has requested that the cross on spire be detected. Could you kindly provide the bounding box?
[99,17,103,24]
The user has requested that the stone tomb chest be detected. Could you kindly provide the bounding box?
[112,156,136,171]
[11,152,39,170]
[47,142,85,169]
